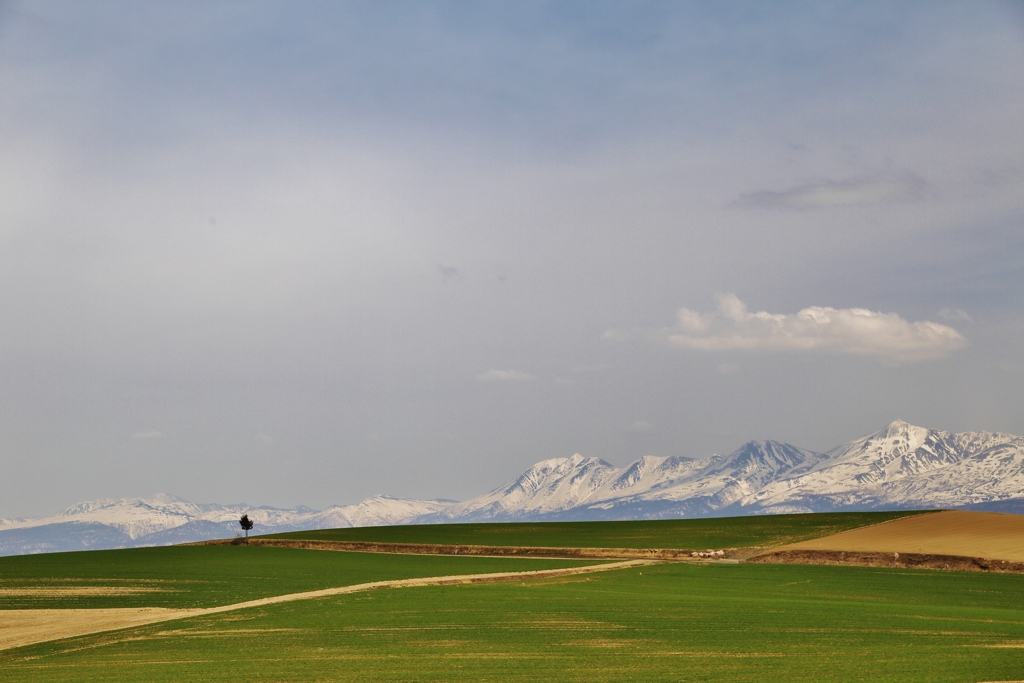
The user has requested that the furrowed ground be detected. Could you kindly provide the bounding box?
[772,510,1024,561]
[3,561,1024,682]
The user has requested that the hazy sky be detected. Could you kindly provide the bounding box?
[2,1,1022,517]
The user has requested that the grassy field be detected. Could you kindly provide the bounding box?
[3,511,1020,682]
[3,560,1024,682]
[0,545,595,610]
[266,510,927,549]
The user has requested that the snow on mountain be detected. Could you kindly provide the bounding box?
[1,494,204,539]
[432,454,621,521]
[427,421,1024,522]
[312,496,455,529]
[3,420,1022,556]
[421,440,831,523]
[0,494,455,556]
[636,441,827,509]
[746,421,1020,512]
[869,437,1024,509]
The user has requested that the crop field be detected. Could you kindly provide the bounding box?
[777,510,1024,562]
[266,510,926,549]
[0,546,595,610]
[3,560,1024,682]
[3,511,1024,682]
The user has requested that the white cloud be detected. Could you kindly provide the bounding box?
[735,171,928,210]
[475,369,536,381]
[132,431,164,439]
[604,294,967,363]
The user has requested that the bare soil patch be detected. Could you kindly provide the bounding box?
[771,511,1024,560]
[0,608,198,651]
[751,510,1024,571]
[0,559,653,652]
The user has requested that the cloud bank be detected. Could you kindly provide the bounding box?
[605,294,967,362]
[735,171,928,210]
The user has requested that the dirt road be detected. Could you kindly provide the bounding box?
[0,559,654,652]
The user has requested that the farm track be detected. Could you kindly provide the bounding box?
[0,559,656,652]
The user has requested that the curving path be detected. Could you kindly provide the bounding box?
[0,559,655,652]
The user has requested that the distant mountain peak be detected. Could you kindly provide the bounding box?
[4,420,1023,557]
[1,493,459,555]
[426,420,1023,524]
[59,492,190,514]
[876,418,928,440]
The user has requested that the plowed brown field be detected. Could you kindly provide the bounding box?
[771,510,1024,561]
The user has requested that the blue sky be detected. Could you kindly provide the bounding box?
[1,1,1022,515]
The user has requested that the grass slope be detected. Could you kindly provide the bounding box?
[0,545,593,610]
[266,510,927,549]
[3,561,1024,682]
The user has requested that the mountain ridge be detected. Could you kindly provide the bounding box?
[2,420,1022,555]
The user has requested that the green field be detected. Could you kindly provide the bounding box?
[3,560,1024,682]
[3,511,1022,682]
[0,545,594,610]
[266,510,927,549]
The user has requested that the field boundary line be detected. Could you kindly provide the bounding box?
[748,549,1024,573]
[200,538,738,560]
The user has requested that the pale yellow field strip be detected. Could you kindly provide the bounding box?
[777,510,1024,561]
[0,587,167,597]
[0,608,200,651]
[0,559,654,652]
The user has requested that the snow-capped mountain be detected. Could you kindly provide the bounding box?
[746,421,1020,512]
[434,454,621,520]
[312,495,456,529]
[3,420,1022,556]
[0,494,454,556]
[421,420,1024,522]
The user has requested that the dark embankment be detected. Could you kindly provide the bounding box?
[200,537,749,561]
[748,549,1024,573]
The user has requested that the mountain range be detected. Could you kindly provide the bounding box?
[2,420,1022,556]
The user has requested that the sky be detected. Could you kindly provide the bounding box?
[1,1,1022,517]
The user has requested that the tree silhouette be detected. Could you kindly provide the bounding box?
[239,513,254,541]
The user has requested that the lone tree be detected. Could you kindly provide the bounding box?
[239,514,254,541]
